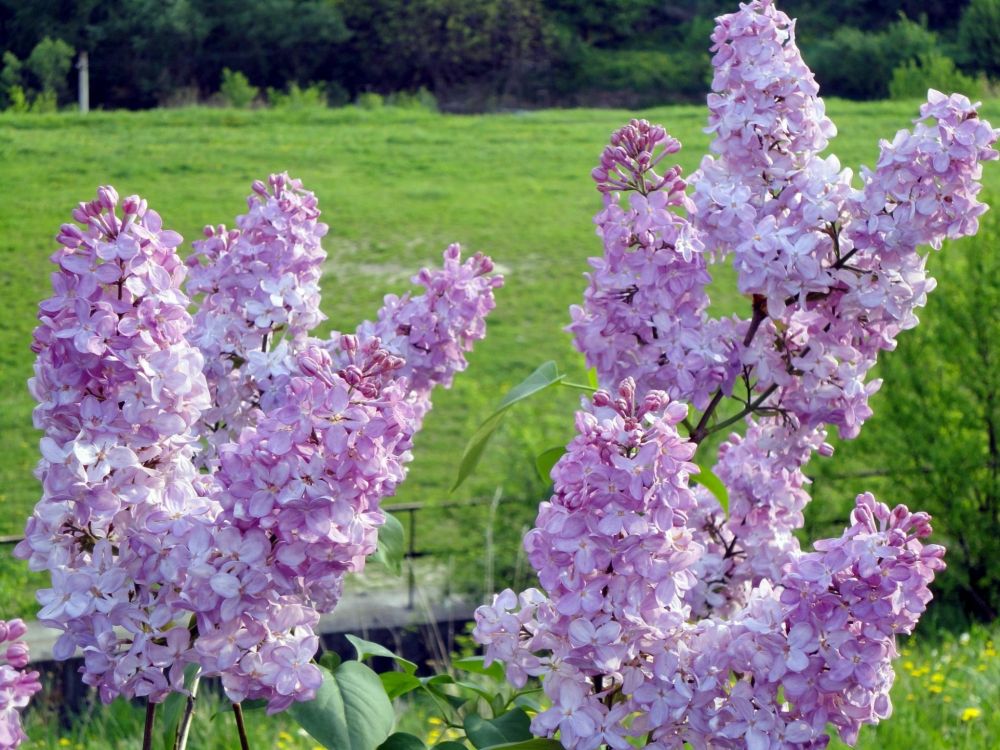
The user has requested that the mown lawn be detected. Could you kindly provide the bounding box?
[2,100,1000,618]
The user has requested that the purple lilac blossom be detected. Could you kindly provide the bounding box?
[185,173,328,462]
[22,178,503,713]
[17,186,213,703]
[479,1,993,748]
[475,387,945,749]
[0,620,41,749]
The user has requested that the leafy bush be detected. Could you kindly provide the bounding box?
[355,91,384,110]
[889,53,984,100]
[25,36,73,101]
[219,68,258,108]
[4,83,28,113]
[805,15,939,100]
[386,87,438,111]
[557,45,709,106]
[0,51,23,110]
[28,88,57,113]
[958,0,1000,78]
[267,82,329,109]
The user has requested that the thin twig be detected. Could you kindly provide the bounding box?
[142,701,157,750]
[233,703,251,750]
[703,384,780,440]
[690,296,768,444]
[174,673,201,750]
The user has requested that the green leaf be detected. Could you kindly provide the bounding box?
[496,362,562,411]
[421,673,455,687]
[380,671,423,700]
[691,463,729,514]
[289,662,395,750]
[452,411,507,491]
[433,743,469,750]
[378,733,427,750]
[319,650,342,672]
[424,681,470,711]
[463,709,532,749]
[453,656,505,683]
[372,512,405,575]
[453,680,499,704]
[586,367,599,389]
[346,634,418,675]
[453,362,564,490]
[534,446,565,482]
[480,741,564,750]
[511,692,543,713]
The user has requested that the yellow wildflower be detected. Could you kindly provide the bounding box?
[58,741,71,748]
[930,672,945,683]
[961,707,982,722]
[928,684,943,694]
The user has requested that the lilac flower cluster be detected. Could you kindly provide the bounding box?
[476,388,945,749]
[19,187,212,702]
[355,243,502,405]
[0,620,40,750]
[185,173,328,457]
[476,1,994,748]
[20,177,502,717]
[569,121,738,411]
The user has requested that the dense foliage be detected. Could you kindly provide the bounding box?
[0,0,993,111]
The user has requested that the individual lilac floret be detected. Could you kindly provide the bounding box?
[185,173,328,456]
[570,120,739,409]
[17,187,212,703]
[0,620,41,750]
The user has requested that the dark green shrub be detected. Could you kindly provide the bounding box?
[889,53,984,100]
[220,68,259,108]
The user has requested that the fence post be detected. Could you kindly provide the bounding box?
[77,51,89,114]
[407,506,417,610]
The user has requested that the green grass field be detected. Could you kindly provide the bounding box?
[2,100,1000,622]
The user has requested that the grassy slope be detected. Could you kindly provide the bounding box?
[2,100,999,618]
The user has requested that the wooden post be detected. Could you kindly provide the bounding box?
[77,51,89,114]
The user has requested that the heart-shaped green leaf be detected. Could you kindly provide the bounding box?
[289,662,394,750]
[480,740,564,750]
[453,656,505,682]
[380,671,423,699]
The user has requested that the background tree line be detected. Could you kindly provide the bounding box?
[1,0,999,112]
